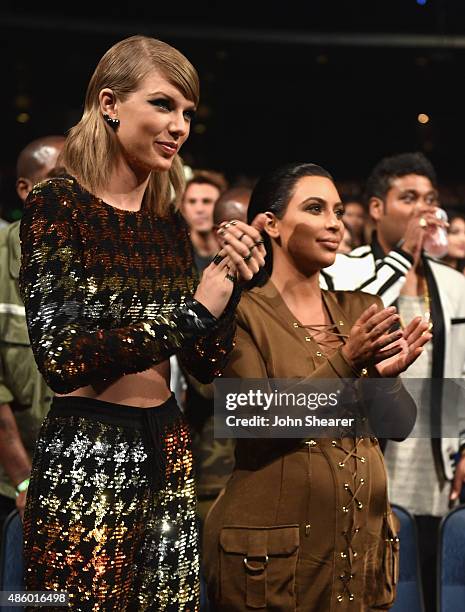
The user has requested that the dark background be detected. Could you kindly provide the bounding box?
[2,0,465,219]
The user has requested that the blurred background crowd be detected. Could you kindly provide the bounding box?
[2,0,465,223]
[1,2,465,610]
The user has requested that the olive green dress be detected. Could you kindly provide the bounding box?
[203,281,415,611]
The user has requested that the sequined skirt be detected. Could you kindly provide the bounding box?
[23,395,200,612]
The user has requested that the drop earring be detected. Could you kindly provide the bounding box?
[103,113,120,129]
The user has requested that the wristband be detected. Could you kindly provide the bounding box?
[15,477,30,496]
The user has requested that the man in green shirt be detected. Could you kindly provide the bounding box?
[0,136,64,533]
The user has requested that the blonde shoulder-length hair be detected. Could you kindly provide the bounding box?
[62,35,199,216]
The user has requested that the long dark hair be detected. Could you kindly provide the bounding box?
[247,162,334,287]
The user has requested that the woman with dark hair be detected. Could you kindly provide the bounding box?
[443,209,465,275]
[204,162,430,611]
[19,35,265,610]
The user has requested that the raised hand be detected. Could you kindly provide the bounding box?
[402,205,448,265]
[215,219,266,282]
[341,303,404,372]
[375,316,432,378]
[193,254,236,318]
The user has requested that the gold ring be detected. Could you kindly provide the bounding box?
[419,218,427,228]
[243,252,253,262]
[238,232,246,241]
[213,253,224,265]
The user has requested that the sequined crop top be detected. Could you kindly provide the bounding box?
[19,176,239,394]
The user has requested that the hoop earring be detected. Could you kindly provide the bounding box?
[103,114,120,129]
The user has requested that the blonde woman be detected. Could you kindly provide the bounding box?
[19,36,264,610]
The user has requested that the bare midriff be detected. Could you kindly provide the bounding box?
[56,359,172,408]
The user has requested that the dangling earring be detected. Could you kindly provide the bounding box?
[103,113,120,129]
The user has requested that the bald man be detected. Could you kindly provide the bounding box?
[213,186,252,226]
[16,135,65,201]
[0,136,64,529]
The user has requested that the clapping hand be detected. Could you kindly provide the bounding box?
[341,304,404,371]
[375,316,432,378]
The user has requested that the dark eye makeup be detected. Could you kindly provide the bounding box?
[149,98,196,121]
[183,109,196,121]
[306,203,323,213]
[149,98,171,110]
[305,202,345,218]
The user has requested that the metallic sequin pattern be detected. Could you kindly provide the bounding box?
[19,176,238,394]
[24,400,200,611]
[17,174,239,610]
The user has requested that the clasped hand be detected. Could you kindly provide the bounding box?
[193,218,266,318]
[214,218,266,282]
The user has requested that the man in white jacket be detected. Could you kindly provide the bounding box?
[323,151,465,612]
